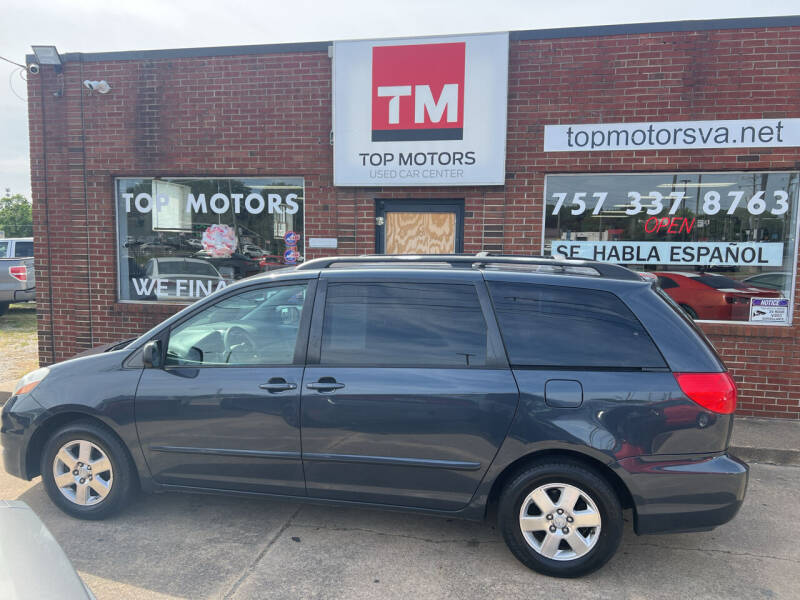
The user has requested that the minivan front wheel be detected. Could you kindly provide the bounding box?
[498,461,622,577]
[41,421,135,520]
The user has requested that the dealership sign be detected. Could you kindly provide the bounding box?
[543,118,800,152]
[333,33,508,186]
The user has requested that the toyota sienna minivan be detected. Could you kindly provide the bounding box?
[1,254,748,578]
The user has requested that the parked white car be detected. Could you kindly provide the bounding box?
[143,257,225,301]
[241,243,267,258]
[0,500,95,599]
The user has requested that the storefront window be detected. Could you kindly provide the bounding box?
[543,172,799,324]
[116,177,304,302]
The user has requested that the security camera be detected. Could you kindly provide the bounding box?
[28,63,40,75]
[83,79,111,94]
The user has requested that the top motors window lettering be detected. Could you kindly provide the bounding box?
[116,177,304,304]
[543,172,799,324]
[123,191,300,216]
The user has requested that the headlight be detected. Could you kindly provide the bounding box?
[13,367,50,396]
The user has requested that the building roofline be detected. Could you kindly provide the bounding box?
[26,14,800,64]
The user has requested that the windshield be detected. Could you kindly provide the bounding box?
[158,260,219,277]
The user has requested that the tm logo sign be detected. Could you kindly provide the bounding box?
[371,42,465,142]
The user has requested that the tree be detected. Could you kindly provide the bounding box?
[0,194,33,237]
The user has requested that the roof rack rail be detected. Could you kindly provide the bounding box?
[295,253,642,281]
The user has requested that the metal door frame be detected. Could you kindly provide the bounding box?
[375,199,465,254]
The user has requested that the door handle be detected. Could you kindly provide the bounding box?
[306,378,345,392]
[259,378,297,393]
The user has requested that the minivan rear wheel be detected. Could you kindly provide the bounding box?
[498,461,622,578]
[41,421,135,520]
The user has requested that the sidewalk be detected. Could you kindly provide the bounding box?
[730,416,800,466]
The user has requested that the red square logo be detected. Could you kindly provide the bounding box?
[371,42,465,142]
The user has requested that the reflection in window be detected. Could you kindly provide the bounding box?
[165,284,307,367]
[116,177,304,303]
[544,172,798,323]
[489,282,665,368]
[320,283,488,367]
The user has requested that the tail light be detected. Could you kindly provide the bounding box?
[673,372,737,414]
[9,265,27,282]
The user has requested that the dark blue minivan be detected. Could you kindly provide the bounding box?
[1,255,748,577]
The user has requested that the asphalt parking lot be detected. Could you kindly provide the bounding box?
[1,461,798,599]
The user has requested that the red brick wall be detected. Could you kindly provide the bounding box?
[28,25,800,418]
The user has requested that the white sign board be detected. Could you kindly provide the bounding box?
[308,237,338,249]
[333,33,508,187]
[552,241,785,266]
[151,181,192,231]
[544,118,800,152]
[750,298,789,323]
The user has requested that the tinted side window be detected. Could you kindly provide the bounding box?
[14,242,33,257]
[0,242,7,258]
[657,276,678,289]
[320,282,487,367]
[165,284,307,367]
[488,282,665,368]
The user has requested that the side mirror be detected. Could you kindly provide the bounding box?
[142,340,161,369]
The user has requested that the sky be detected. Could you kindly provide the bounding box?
[1,0,799,200]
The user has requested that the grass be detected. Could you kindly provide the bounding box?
[0,303,39,383]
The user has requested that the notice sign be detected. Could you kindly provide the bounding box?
[544,118,800,152]
[333,33,508,187]
[552,241,785,266]
[750,298,790,323]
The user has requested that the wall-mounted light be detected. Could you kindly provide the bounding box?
[31,45,62,73]
[83,80,111,94]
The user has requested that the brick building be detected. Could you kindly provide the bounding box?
[26,15,800,418]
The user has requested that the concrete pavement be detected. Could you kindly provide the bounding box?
[731,417,800,466]
[1,462,798,599]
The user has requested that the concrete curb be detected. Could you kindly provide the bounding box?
[729,446,800,467]
[729,416,800,467]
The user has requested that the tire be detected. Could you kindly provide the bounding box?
[680,304,698,320]
[41,420,136,520]
[0,302,9,317]
[497,461,623,578]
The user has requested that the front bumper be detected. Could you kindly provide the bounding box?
[1,394,44,481]
[0,422,27,479]
[614,453,748,535]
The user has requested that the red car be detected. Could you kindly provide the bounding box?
[655,271,781,321]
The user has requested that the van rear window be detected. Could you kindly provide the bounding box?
[488,282,665,369]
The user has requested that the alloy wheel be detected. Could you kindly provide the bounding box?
[52,439,113,506]
[518,482,602,561]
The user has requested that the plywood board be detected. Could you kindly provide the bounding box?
[385,212,456,254]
